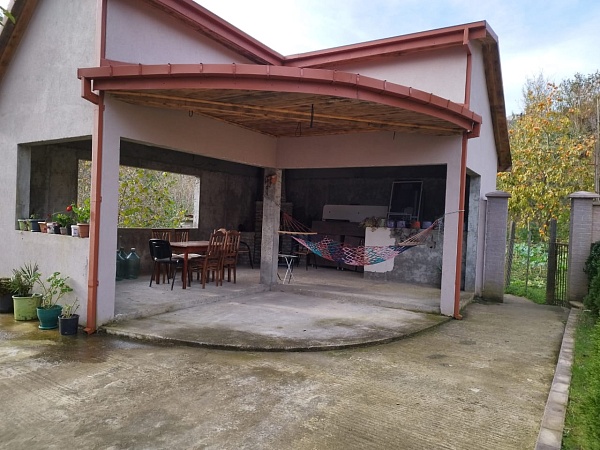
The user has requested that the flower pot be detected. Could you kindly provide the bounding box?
[29,220,41,232]
[0,292,14,313]
[36,304,63,330]
[78,223,90,238]
[71,225,79,237]
[58,314,79,335]
[13,293,42,321]
[38,221,48,233]
[60,227,68,235]
[18,219,29,231]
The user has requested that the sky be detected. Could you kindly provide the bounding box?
[2,0,599,114]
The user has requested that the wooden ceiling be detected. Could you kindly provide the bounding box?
[110,88,468,138]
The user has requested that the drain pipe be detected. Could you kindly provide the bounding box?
[84,93,104,334]
[453,36,473,320]
[84,0,107,334]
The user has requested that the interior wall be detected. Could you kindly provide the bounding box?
[285,166,447,227]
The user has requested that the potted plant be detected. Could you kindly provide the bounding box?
[58,298,80,335]
[28,214,41,232]
[9,263,42,321]
[17,218,30,231]
[0,277,16,313]
[53,213,75,235]
[36,272,73,330]
[70,199,90,238]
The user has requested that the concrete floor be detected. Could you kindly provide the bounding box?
[109,266,469,350]
[0,294,569,449]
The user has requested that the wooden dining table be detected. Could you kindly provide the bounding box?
[170,240,209,289]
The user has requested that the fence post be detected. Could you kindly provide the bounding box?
[567,191,599,302]
[546,219,557,305]
[483,190,511,301]
[505,221,516,286]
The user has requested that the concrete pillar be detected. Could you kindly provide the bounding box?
[260,169,282,285]
[482,190,510,301]
[567,191,599,302]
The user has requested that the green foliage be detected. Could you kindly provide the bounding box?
[505,281,546,304]
[0,277,14,296]
[53,213,74,227]
[0,7,15,26]
[36,272,73,309]
[118,167,188,228]
[498,74,596,240]
[71,198,90,224]
[563,312,600,448]
[9,263,40,297]
[583,242,600,315]
[60,298,79,318]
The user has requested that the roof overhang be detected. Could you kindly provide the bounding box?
[78,62,482,138]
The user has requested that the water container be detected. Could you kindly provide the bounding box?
[116,249,126,281]
[126,248,141,279]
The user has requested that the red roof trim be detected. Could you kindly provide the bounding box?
[143,0,283,65]
[78,63,482,134]
[283,21,495,68]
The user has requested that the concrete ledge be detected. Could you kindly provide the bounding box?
[535,307,579,450]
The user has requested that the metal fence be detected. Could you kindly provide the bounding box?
[505,219,569,306]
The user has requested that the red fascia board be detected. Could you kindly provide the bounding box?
[80,63,481,132]
[284,21,492,68]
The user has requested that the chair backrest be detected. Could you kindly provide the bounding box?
[207,230,227,258]
[149,239,173,260]
[152,228,172,240]
[171,229,189,243]
[224,230,241,258]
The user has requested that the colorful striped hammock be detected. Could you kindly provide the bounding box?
[281,213,438,266]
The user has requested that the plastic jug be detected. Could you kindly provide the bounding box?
[126,248,141,279]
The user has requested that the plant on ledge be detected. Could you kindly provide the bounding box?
[36,272,73,309]
[69,198,90,224]
[53,212,75,228]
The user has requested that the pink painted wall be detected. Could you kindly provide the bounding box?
[105,0,255,65]
[319,47,467,106]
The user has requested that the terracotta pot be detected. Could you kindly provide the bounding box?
[77,223,90,238]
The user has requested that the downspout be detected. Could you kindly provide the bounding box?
[84,93,104,334]
[84,0,107,334]
[452,32,473,320]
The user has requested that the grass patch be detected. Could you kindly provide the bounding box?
[562,312,600,449]
[505,281,546,304]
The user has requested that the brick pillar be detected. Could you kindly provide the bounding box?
[567,191,599,302]
[482,191,511,301]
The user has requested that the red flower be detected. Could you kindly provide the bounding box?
[66,205,73,212]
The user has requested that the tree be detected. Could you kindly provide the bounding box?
[497,75,596,239]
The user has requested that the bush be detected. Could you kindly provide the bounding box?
[583,241,600,315]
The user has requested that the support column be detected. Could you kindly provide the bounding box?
[482,190,510,301]
[260,169,282,285]
[567,191,599,302]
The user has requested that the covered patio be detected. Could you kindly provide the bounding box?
[109,265,472,350]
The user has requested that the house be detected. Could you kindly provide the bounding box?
[0,0,511,332]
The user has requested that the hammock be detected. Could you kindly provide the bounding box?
[279,213,438,266]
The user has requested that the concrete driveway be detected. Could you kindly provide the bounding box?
[0,295,568,449]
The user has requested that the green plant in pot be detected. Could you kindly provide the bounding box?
[9,263,42,321]
[36,272,73,330]
[0,277,16,314]
[70,199,90,238]
[53,213,75,235]
[59,298,80,336]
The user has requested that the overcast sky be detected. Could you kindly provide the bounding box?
[2,0,598,115]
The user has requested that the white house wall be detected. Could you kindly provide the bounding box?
[318,47,467,106]
[0,0,98,322]
[106,0,255,65]
[107,99,277,167]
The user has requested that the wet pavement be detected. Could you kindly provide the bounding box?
[0,294,569,449]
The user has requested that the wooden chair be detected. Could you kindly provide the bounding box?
[190,230,226,289]
[222,230,241,283]
[170,229,189,243]
[151,228,172,240]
